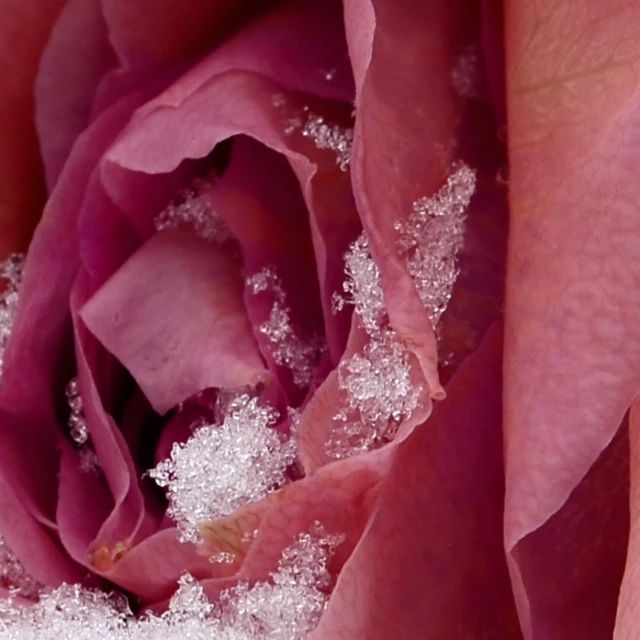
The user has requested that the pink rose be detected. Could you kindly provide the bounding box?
[2,0,635,637]
[2,0,510,636]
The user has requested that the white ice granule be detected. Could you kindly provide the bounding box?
[247,268,324,390]
[149,394,295,544]
[395,163,476,326]
[154,179,231,243]
[0,254,25,380]
[0,525,342,640]
[300,114,353,172]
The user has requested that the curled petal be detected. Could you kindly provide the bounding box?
[311,324,521,639]
[504,0,640,635]
[81,229,268,414]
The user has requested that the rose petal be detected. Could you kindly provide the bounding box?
[102,0,262,71]
[512,419,629,639]
[206,137,325,399]
[0,0,65,258]
[35,0,117,189]
[504,1,640,635]
[81,229,268,414]
[343,0,479,398]
[310,323,521,638]
[130,0,353,113]
[0,466,82,586]
[0,79,159,529]
[56,269,160,571]
[98,527,214,602]
[615,405,640,638]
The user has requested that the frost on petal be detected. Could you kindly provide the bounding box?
[0,536,42,600]
[154,178,231,244]
[247,267,325,389]
[0,524,342,640]
[149,395,296,544]
[281,105,354,171]
[395,163,476,327]
[0,253,25,380]
[325,234,425,459]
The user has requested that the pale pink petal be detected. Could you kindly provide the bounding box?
[81,229,268,414]
[35,0,117,189]
[504,1,640,636]
[311,323,520,638]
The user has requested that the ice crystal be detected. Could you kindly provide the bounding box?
[0,525,342,640]
[331,234,385,337]
[149,394,295,544]
[154,179,230,243]
[395,163,476,326]
[0,254,25,380]
[0,537,41,600]
[326,330,423,459]
[283,107,353,171]
[247,268,323,389]
[328,235,424,459]
[301,114,353,171]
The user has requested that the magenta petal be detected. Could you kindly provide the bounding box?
[615,407,640,638]
[0,469,82,587]
[0,79,157,526]
[102,0,259,71]
[81,229,268,414]
[310,324,521,638]
[512,422,628,639]
[56,270,159,571]
[35,0,117,189]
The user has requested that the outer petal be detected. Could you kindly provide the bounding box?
[0,0,65,258]
[101,0,262,70]
[504,0,640,635]
[615,405,640,638]
[35,0,117,189]
[310,323,521,639]
[0,75,168,558]
[81,229,268,414]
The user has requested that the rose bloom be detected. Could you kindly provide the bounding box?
[0,0,638,638]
